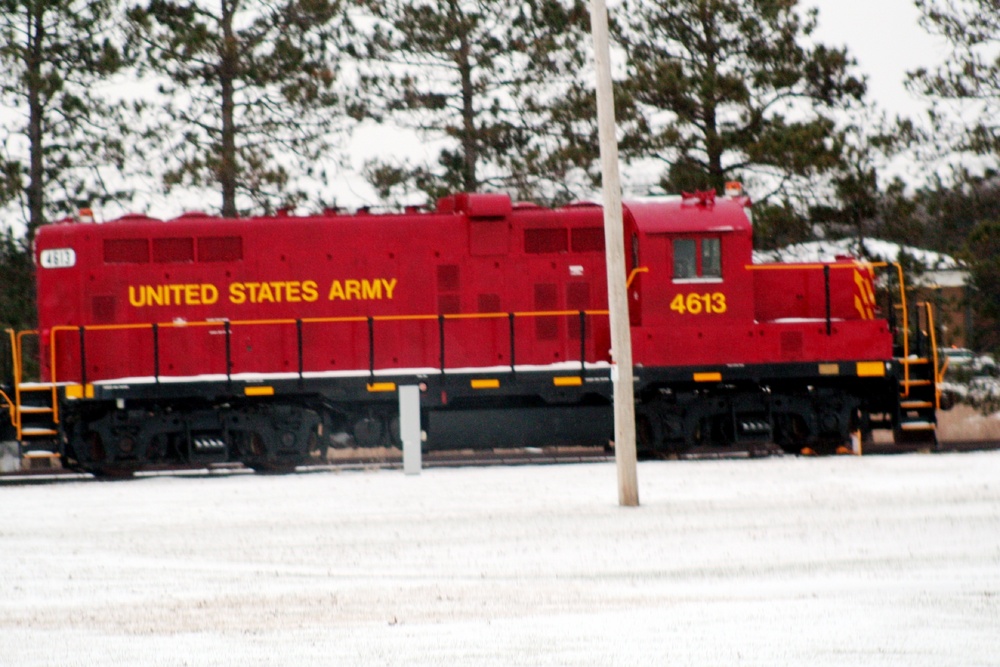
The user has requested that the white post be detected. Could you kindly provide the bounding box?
[399,385,422,475]
[590,0,639,506]
[0,440,20,473]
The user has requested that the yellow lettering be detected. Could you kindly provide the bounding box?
[129,283,220,307]
[169,284,185,305]
[128,285,145,307]
[361,280,381,299]
[257,282,275,303]
[201,284,219,305]
[285,281,301,302]
[302,280,318,302]
[229,283,246,304]
[382,278,397,299]
[345,280,361,300]
[148,285,165,306]
[328,280,345,300]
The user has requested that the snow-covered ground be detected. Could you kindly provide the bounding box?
[2,453,999,666]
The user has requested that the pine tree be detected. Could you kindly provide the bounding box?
[0,230,35,330]
[126,0,352,217]
[0,0,126,238]
[613,0,866,205]
[909,1,1000,166]
[966,218,1000,353]
[354,0,594,206]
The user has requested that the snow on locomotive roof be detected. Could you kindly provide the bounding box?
[753,237,963,271]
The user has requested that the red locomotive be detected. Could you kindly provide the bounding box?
[8,188,940,474]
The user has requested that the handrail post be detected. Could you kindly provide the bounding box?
[46,329,61,425]
[823,265,831,336]
[925,302,942,407]
[296,318,304,386]
[368,316,375,380]
[916,304,926,358]
[579,310,586,375]
[438,314,445,375]
[79,326,87,386]
[894,262,909,358]
[508,312,516,376]
[7,329,20,433]
[886,280,897,336]
[152,323,160,384]
[224,320,232,388]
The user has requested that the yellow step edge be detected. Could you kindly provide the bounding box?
[20,428,58,437]
[899,422,936,431]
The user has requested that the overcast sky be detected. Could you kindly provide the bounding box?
[804,0,952,120]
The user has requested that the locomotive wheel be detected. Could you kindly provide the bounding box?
[774,414,810,455]
[249,432,266,457]
[635,413,657,458]
[307,430,327,462]
[353,418,384,449]
[240,430,300,474]
[86,431,106,464]
[79,432,134,477]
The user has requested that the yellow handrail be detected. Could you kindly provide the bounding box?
[0,388,16,430]
[13,330,60,436]
[892,262,909,369]
[45,308,618,388]
[1,328,16,431]
[626,266,649,288]
[923,301,941,409]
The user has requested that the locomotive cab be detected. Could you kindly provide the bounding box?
[624,193,755,367]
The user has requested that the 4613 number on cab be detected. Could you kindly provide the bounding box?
[670,292,727,315]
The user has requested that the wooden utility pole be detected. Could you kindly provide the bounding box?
[590,0,639,506]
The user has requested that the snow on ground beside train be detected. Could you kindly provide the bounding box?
[1,452,999,666]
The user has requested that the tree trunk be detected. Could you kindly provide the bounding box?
[219,0,238,217]
[700,7,724,194]
[454,2,477,192]
[26,1,46,237]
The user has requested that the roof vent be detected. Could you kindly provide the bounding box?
[453,193,512,219]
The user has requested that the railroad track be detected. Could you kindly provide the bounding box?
[3,440,999,484]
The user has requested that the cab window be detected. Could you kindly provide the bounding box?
[673,239,696,279]
[672,237,721,280]
[702,238,721,277]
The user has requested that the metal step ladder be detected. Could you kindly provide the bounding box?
[4,330,61,469]
[893,302,940,447]
[17,383,61,466]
